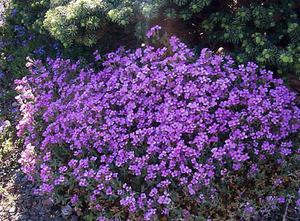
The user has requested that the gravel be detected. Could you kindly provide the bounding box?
[0,147,65,221]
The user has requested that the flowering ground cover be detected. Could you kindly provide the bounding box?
[0,0,300,220]
[15,31,300,220]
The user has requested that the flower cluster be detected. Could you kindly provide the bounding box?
[16,35,300,219]
[146,25,162,38]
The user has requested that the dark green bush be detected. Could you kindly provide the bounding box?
[1,0,215,86]
[201,0,300,77]
[3,0,299,80]
[43,0,212,47]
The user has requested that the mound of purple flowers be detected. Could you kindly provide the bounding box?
[15,35,300,220]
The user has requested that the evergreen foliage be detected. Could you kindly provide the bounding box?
[1,0,300,84]
[41,0,213,46]
[201,0,300,76]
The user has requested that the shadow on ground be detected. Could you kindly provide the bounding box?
[0,143,63,221]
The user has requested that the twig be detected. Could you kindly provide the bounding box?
[282,199,290,221]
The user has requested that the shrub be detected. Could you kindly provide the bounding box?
[16,32,300,220]
[3,1,300,81]
[201,0,300,77]
[1,0,213,48]
[0,1,89,90]
[43,0,212,47]
[0,0,57,82]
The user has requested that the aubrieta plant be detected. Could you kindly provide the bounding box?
[16,29,300,220]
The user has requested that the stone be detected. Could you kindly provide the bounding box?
[70,215,79,221]
[8,206,16,213]
[42,198,53,207]
[11,102,19,107]
[16,214,29,220]
[61,205,72,218]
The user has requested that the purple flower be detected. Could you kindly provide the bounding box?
[33,47,46,56]
[0,71,4,79]
[146,25,162,38]
[157,194,171,205]
[278,196,285,204]
[16,30,300,219]
[59,166,68,173]
[243,202,254,214]
[71,194,79,205]
[79,178,88,187]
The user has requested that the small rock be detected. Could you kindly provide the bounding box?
[70,215,79,221]
[12,102,19,107]
[42,198,53,207]
[30,215,38,220]
[61,204,72,218]
[29,210,36,216]
[17,214,29,220]
[9,206,16,213]
[251,214,262,221]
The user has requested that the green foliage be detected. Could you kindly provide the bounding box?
[201,0,300,77]
[0,0,97,84]
[44,0,108,47]
[34,0,214,46]
[2,0,299,82]
[1,0,51,79]
[0,120,14,160]
[171,0,212,20]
